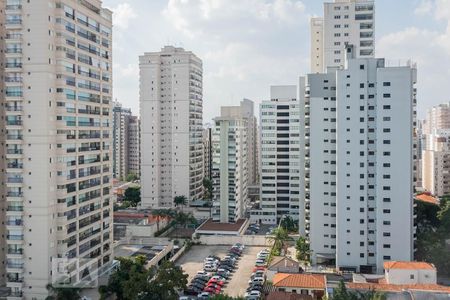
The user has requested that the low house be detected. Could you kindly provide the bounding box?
[266,256,302,280]
[345,261,450,299]
[272,273,326,300]
[266,291,312,300]
[384,261,437,285]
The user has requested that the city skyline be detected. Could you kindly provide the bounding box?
[105,0,450,121]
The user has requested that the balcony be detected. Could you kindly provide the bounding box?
[6,149,23,155]
[7,163,23,169]
[7,178,23,184]
[6,220,23,227]
[7,235,23,241]
[6,135,23,141]
[5,106,23,112]
[6,206,23,212]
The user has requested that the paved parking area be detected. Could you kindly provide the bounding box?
[176,245,267,297]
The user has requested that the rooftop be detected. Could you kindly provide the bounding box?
[268,256,300,270]
[415,193,440,205]
[273,273,326,289]
[266,291,312,300]
[196,218,246,232]
[346,282,450,293]
[384,261,435,271]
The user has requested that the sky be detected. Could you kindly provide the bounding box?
[102,0,450,123]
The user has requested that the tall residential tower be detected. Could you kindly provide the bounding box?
[311,0,375,73]
[2,0,114,298]
[140,46,203,208]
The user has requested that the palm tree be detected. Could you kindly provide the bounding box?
[267,227,292,254]
[46,284,81,300]
[152,209,164,231]
[295,236,311,264]
[174,195,187,211]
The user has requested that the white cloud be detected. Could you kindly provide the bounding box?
[111,3,137,29]
[162,0,306,38]
[414,0,433,15]
[378,0,450,117]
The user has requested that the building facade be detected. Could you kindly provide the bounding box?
[256,86,301,225]
[303,47,417,273]
[311,0,375,73]
[128,115,140,177]
[112,102,140,180]
[202,127,212,180]
[211,115,248,223]
[2,0,114,298]
[422,129,450,197]
[140,46,203,208]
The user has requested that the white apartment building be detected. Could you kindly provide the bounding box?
[302,46,417,273]
[311,0,375,73]
[203,127,212,180]
[140,46,203,208]
[257,86,301,225]
[211,115,248,223]
[2,0,113,298]
[128,115,140,177]
[112,102,140,180]
[423,103,450,137]
[112,102,131,179]
[422,129,450,197]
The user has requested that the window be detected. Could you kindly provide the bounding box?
[383,93,391,98]
[383,244,391,249]
[360,64,365,70]
[383,82,391,86]
[383,105,391,109]
[410,274,414,279]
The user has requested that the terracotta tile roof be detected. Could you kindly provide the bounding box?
[415,193,440,205]
[273,273,326,289]
[266,291,312,300]
[196,218,246,231]
[384,261,435,270]
[347,282,450,293]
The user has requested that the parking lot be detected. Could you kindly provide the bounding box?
[176,245,267,297]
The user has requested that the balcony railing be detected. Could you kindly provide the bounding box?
[7,235,24,241]
[6,220,23,226]
[7,163,23,169]
[7,206,23,212]
[6,135,22,140]
[7,178,23,183]
[7,149,23,154]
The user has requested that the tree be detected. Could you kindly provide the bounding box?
[125,173,138,182]
[99,257,187,300]
[203,178,213,200]
[295,236,311,264]
[267,227,292,254]
[210,295,245,300]
[174,211,197,229]
[174,195,187,211]
[124,186,141,207]
[330,281,385,300]
[46,284,82,300]
[280,215,299,232]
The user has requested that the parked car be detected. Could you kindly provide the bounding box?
[196,271,212,278]
[244,290,261,298]
[252,266,266,272]
[217,269,230,279]
[233,243,245,250]
[204,265,218,272]
[248,277,265,285]
[203,286,220,294]
[251,270,265,278]
[197,292,211,299]
[218,264,234,272]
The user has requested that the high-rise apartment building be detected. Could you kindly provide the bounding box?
[112,102,140,180]
[311,0,375,73]
[140,46,203,208]
[128,115,140,177]
[202,127,212,180]
[211,113,248,223]
[256,86,301,225]
[1,0,113,298]
[423,103,450,137]
[112,102,131,179]
[302,46,417,273]
[422,129,450,197]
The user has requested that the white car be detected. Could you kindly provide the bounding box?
[251,270,265,278]
[248,277,264,284]
[244,290,261,298]
[204,265,218,272]
[196,271,212,278]
[198,292,211,299]
[255,261,266,267]
[257,253,268,259]
[233,243,245,250]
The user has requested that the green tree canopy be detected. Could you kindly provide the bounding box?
[295,236,311,264]
[267,227,292,253]
[99,257,187,300]
[124,186,141,207]
[125,173,138,182]
[45,284,82,300]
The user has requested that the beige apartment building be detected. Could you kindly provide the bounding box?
[140,46,203,208]
[2,0,113,298]
[422,129,450,197]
